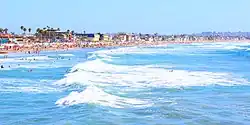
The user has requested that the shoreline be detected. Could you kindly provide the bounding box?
[1,40,250,55]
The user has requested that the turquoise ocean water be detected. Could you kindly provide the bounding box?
[0,42,250,125]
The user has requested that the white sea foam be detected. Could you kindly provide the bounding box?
[179,42,250,51]
[55,59,249,88]
[16,63,65,69]
[88,51,120,60]
[87,54,96,59]
[25,56,52,61]
[195,42,250,50]
[0,58,27,63]
[93,47,166,56]
[224,46,245,50]
[0,56,52,63]
[58,54,75,57]
[88,43,250,58]
[0,62,65,69]
[192,42,250,47]
[1,86,58,93]
[0,78,59,93]
[55,86,151,108]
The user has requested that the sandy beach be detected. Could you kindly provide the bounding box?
[1,39,250,55]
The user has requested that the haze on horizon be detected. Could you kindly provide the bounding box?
[1,0,250,34]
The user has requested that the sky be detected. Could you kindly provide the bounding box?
[1,0,250,34]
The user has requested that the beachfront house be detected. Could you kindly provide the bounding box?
[139,34,150,41]
[127,34,132,42]
[149,37,154,42]
[0,38,9,45]
[53,31,73,41]
[100,34,110,42]
[93,33,100,42]
[116,33,126,42]
[0,34,23,50]
[15,35,25,43]
[75,33,100,42]
[35,30,73,42]
[116,33,132,42]
[0,34,16,45]
[109,34,119,41]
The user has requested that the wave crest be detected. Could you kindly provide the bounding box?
[55,59,249,88]
[55,86,151,108]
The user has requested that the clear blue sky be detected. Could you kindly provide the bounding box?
[1,0,250,34]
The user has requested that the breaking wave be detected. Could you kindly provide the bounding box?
[55,59,248,88]
[55,42,250,108]
[56,86,152,108]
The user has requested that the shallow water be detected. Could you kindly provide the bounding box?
[0,43,250,125]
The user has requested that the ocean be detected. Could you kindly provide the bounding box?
[0,42,250,125]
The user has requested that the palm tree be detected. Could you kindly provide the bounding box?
[28,28,32,34]
[1,28,7,34]
[71,30,75,35]
[23,28,27,34]
[44,30,48,34]
[64,30,70,39]
[43,30,49,40]
[154,33,158,41]
[41,28,47,39]
[67,30,70,33]
[4,28,8,34]
[50,28,56,39]
[0,28,3,34]
[47,27,54,39]
[40,29,45,40]
[36,28,41,39]
[36,28,41,33]
[20,26,24,30]
[154,33,158,37]
[20,26,24,34]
